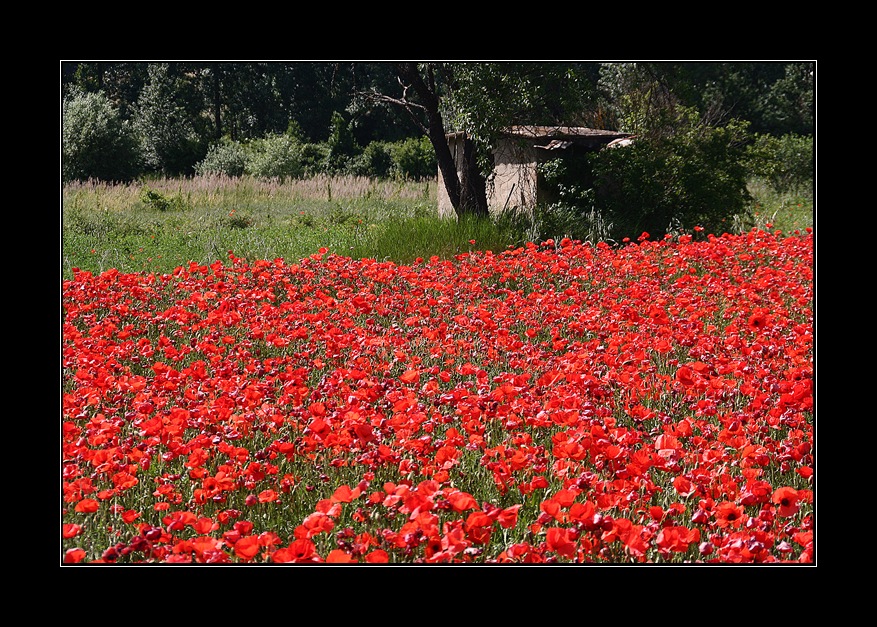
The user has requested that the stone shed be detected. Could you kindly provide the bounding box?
[438,125,632,218]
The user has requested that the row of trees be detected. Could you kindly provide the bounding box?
[62,61,814,239]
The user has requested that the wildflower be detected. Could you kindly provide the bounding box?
[714,501,747,529]
[772,487,801,517]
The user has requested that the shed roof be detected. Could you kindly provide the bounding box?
[501,125,631,141]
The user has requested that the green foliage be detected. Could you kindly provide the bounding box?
[597,62,814,138]
[325,111,359,173]
[62,87,141,183]
[595,114,751,240]
[346,137,437,180]
[388,136,437,180]
[348,141,394,178]
[538,108,752,242]
[194,138,248,177]
[761,63,814,136]
[133,63,207,176]
[745,133,814,196]
[139,186,189,212]
[243,132,306,181]
[446,62,601,174]
[194,134,437,183]
[298,142,331,177]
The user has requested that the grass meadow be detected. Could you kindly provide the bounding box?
[61,174,813,279]
[61,175,815,565]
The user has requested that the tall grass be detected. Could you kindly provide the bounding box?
[61,174,814,280]
[744,178,814,235]
[61,175,438,279]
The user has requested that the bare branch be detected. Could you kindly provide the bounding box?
[359,86,429,135]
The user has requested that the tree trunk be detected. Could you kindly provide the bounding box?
[394,63,488,219]
[459,135,489,216]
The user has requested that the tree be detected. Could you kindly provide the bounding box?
[363,62,488,217]
[325,110,359,173]
[612,62,815,137]
[133,63,208,176]
[362,62,604,218]
[62,86,140,183]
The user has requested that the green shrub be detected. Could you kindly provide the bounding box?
[539,109,752,242]
[388,136,437,180]
[341,137,437,180]
[348,141,394,178]
[325,111,359,174]
[745,133,813,196]
[195,138,248,177]
[62,87,141,183]
[299,142,330,177]
[244,132,306,180]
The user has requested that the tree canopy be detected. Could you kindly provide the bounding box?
[62,61,814,230]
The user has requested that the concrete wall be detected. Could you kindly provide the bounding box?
[438,134,541,218]
[488,138,538,214]
[438,127,629,218]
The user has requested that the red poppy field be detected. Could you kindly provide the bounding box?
[61,228,815,564]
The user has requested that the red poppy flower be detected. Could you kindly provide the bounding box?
[192,517,216,534]
[465,511,495,545]
[64,548,87,564]
[191,536,222,560]
[447,490,478,512]
[676,366,696,387]
[673,475,696,497]
[273,538,320,563]
[400,369,420,384]
[258,489,279,503]
[546,527,577,559]
[747,310,771,332]
[714,501,746,528]
[298,511,335,538]
[495,505,521,529]
[63,523,82,539]
[771,487,800,517]
[234,535,261,561]
[331,484,362,503]
[364,549,389,563]
[326,549,357,563]
[74,498,100,513]
[656,525,700,553]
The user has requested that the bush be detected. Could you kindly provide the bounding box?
[193,133,438,182]
[341,137,436,180]
[195,139,248,177]
[347,141,394,178]
[325,111,359,174]
[62,87,141,183]
[539,109,752,242]
[298,142,330,177]
[745,133,813,196]
[244,133,305,181]
[388,136,436,180]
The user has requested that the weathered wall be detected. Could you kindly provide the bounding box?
[488,138,538,214]
[439,127,630,218]
[438,135,541,218]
